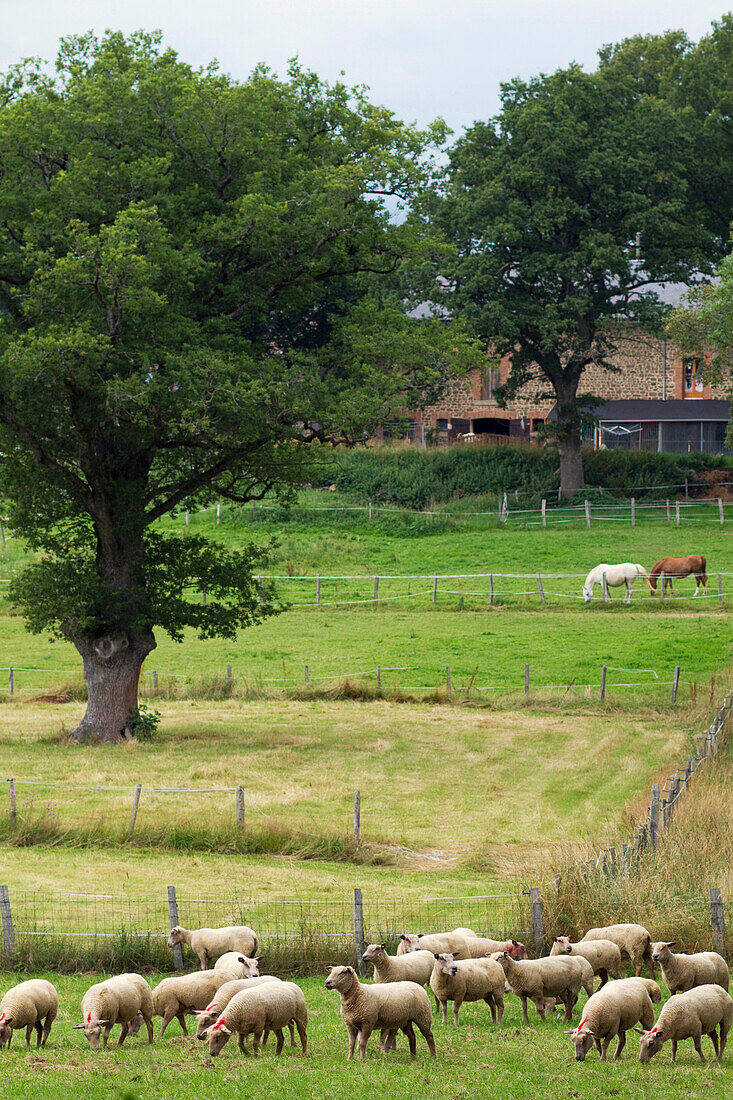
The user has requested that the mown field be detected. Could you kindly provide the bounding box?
[0,973,730,1100]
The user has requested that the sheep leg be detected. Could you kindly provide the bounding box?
[271,1028,283,1056]
[415,1019,436,1058]
[484,993,497,1024]
[439,999,447,1025]
[562,992,574,1022]
[159,1010,176,1038]
[117,1021,130,1047]
[102,1023,113,1049]
[642,945,655,980]
[143,1013,154,1044]
[176,1012,189,1036]
[433,992,440,1015]
[261,1028,269,1047]
[494,993,504,1026]
[708,1028,719,1061]
[252,1028,263,1057]
[693,1035,705,1063]
[614,1030,626,1059]
[288,1019,296,1046]
[295,1017,307,1056]
[530,996,546,1021]
[402,1022,417,1057]
[624,581,631,604]
[25,1024,33,1051]
[41,1015,53,1048]
[598,968,608,989]
[199,950,209,971]
[453,997,463,1026]
[599,1037,612,1061]
[357,1024,373,1061]
[378,1028,391,1053]
[346,1022,358,1061]
[718,1020,729,1062]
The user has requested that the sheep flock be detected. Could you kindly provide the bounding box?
[1,919,731,1072]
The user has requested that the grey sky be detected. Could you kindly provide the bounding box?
[0,2,730,133]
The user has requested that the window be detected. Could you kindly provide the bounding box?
[683,357,704,398]
[480,367,501,401]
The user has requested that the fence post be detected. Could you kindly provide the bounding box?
[685,477,689,500]
[0,886,14,962]
[536,573,545,605]
[666,499,671,524]
[376,666,381,688]
[718,574,723,606]
[354,888,365,972]
[602,572,609,602]
[0,518,4,547]
[201,584,207,606]
[8,667,12,695]
[488,574,494,605]
[719,498,724,525]
[631,497,635,527]
[316,574,321,604]
[529,887,544,957]
[257,576,263,604]
[304,664,309,685]
[9,778,16,825]
[433,573,438,604]
[354,789,360,844]
[541,499,546,527]
[599,665,607,701]
[128,783,142,835]
[650,783,660,848]
[216,503,221,525]
[524,663,530,696]
[152,670,158,691]
[709,887,726,959]
[235,786,245,832]
[446,666,452,693]
[675,501,680,527]
[585,500,591,528]
[368,502,372,521]
[227,664,232,683]
[373,576,379,604]
[672,666,680,702]
[167,886,184,970]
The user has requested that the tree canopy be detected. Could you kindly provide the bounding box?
[0,31,473,741]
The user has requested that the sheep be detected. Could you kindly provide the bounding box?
[550,936,622,987]
[325,964,436,1061]
[167,923,258,970]
[205,981,307,1057]
[195,976,283,1039]
[464,936,528,960]
[152,969,232,1037]
[0,979,58,1050]
[362,944,435,987]
[638,984,733,1064]
[579,923,654,978]
[650,941,730,995]
[491,951,588,1022]
[430,952,505,1026]
[213,952,261,979]
[76,973,154,1050]
[568,977,656,1061]
[397,932,471,959]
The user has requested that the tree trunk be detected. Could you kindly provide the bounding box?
[557,434,584,500]
[69,629,156,744]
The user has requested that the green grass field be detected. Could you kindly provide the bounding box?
[0,973,729,1100]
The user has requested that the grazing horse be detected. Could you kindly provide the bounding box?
[647,555,708,597]
[582,563,648,604]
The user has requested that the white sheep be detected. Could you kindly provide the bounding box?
[206,981,307,1057]
[430,952,505,1026]
[568,977,656,1061]
[397,932,471,959]
[650,942,730,995]
[492,951,588,1022]
[579,923,654,978]
[463,936,528,960]
[213,952,261,979]
[0,979,58,1050]
[638,984,733,1064]
[195,976,283,1039]
[325,964,436,1061]
[362,944,435,987]
[76,973,154,1050]
[167,923,258,969]
[550,936,622,987]
[152,970,231,1036]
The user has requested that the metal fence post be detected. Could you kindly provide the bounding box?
[710,887,726,959]
[354,888,365,972]
[0,885,15,962]
[167,885,184,970]
[529,887,544,957]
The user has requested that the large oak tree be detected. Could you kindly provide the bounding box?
[0,32,471,742]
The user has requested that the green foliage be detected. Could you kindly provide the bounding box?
[126,704,161,742]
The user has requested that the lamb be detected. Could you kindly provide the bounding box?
[397,932,471,959]
[205,981,307,1057]
[638,984,733,1064]
[579,923,654,978]
[550,936,622,987]
[213,952,261,979]
[152,970,233,1036]
[167,923,258,970]
[568,977,656,1061]
[492,951,589,1022]
[650,941,729,995]
[195,976,283,1038]
[362,943,435,987]
[430,953,505,1026]
[325,964,436,1061]
[76,973,154,1050]
[464,936,528,960]
[0,979,58,1050]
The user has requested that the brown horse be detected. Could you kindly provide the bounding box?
[647,555,708,596]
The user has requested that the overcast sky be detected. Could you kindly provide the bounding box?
[0,2,730,133]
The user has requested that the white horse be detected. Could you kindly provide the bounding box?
[582,563,648,604]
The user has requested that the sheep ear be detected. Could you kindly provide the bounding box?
[73,1024,86,1029]
[379,944,386,951]
[632,1027,647,1035]
[665,941,677,948]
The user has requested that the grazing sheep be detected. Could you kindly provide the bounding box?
[167,924,258,970]
[650,942,730,995]
[551,937,622,987]
[362,944,435,987]
[579,924,654,978]
[195,977,283,1039]
[0,980,58,1050]
[152,970,232,1037]
[430,953,505,1026]
[638,984,733,1064]
[325,964,436,1061]
[464,937,528,960]
[397,932,471,959]
[213,952,261,979]
[492,951,587,1023]
[568,977,655,1061]
[206,982,307,1057]
[76,974,154,1050]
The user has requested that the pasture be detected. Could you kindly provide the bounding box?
[0,973,730,1100]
